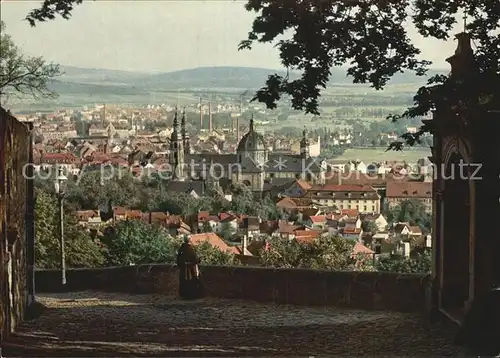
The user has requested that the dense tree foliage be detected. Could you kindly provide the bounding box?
[376,251,432,273]
[36,183,429,273]
[362,221,379,235]
[387,199,432,233]
[259,234,362,270]
[100,220,178,266]
[35,189,106,269]
[41,171,281,220]
[0,21,61,103]
[194,241,239,266]
[237,0,499,148]
[35,188,242,267]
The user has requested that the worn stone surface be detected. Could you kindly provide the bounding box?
[1,109,33,343]
[36,265,431,313]
[3,291,465,357]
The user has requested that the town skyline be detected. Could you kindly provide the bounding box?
[3,1,461,73]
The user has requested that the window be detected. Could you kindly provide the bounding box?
[364,205,367,211]
[372,206,375,211]
[348,205,351,209]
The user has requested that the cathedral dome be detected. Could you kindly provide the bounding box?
[237,118,266,152]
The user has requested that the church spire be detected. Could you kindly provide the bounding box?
[181,107,190,155]
[300,126,310,158]
[169,107,185,180]
[249,114,254,132]
[173,108,179,130]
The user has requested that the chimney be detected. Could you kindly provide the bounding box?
[208,102,213,132]
[199,97,203,129]
[242,235,248,255]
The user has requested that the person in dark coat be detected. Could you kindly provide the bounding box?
[455,286,500,357]
[176,236,203,300]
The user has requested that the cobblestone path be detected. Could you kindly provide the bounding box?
[3,291,465,357]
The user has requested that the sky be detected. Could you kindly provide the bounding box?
[2,1,460,73]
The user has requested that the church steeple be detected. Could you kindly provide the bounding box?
[249,115,254,132]
[173,108,179,130]
[169,108,185,180]
[181,107,190,155]
[300,126,310,158]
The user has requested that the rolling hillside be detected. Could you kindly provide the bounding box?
[56,65,447,92]
[6,65,447,111]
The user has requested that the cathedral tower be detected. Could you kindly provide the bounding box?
[181,108,190,155]
[169,109,185,180]
[300,127,310,158]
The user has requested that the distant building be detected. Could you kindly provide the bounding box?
[385,181,432,213]
[167,113,326,194]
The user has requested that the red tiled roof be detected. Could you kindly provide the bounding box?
[189,233,237,253]
[259,220,279,234]
[113,206,127,216]
[310,184,376,192]
[324,173,409,187]
[409,226,422,234]
[295,230,321,243]
[276,197,297,209]
[149,212,169,223]
[75,210,100,221]
[296,179,312,190]
[352,242,375,255]
[42,152,79,163]
[219,212,236,221]
[278,221,300,234]
[197,211,210,221]
[125,210,142,219]
[386,181,432,198]
[309,215,327,223]
[340,209,359,217]
[343,228,362,234]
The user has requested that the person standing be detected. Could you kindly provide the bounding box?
[176,236,202,300]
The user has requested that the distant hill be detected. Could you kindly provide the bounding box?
[58,66,156,85]
[48,79,148,95]
[56,65,447,92]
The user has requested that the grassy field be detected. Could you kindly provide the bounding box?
[331,147,430,164]
[262,118,352,132]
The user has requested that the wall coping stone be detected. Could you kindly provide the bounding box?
[35,265,430,313]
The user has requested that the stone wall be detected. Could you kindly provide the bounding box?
[36,265,431,313]
[0,107,34,344]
